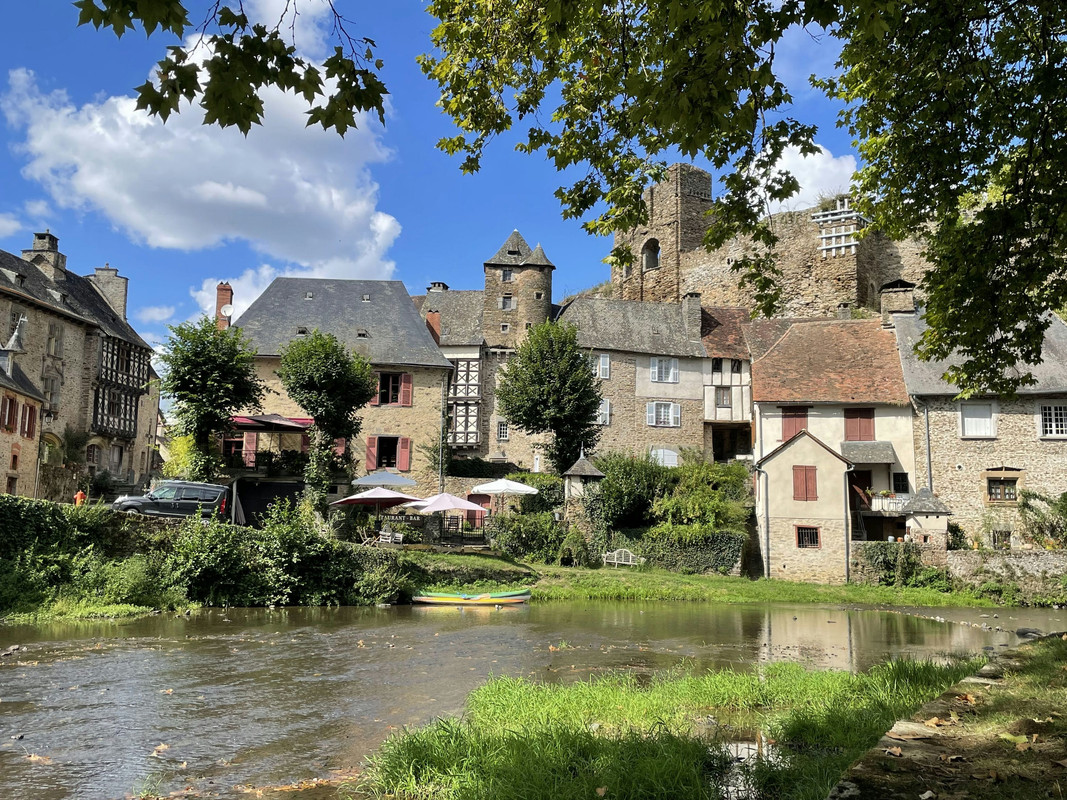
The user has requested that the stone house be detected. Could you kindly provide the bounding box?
[751,318,918,582]
[893,306,1067,545]
[227,277,454,496]
[0,232,160,497]
[0,319,44,496]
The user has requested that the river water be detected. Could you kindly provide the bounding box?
[1,602,1064,799]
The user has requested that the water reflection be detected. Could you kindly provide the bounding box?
[0,602,1052,799]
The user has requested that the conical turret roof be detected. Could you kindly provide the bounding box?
[484,231,555,270]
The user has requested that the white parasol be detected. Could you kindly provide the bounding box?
[471,477,538,514]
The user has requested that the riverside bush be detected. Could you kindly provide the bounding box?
[638,522,747,574]
[856,541,923,586]
[490,513,566,563]
[594,452,669,528]
[504,471,563,514]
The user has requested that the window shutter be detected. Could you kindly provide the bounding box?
[19,405,26,436]
[400,373,413,407]
[650,357,659,381]
[671,403,681,427]
[333,437,346,457]
[806,466,818,501]
[27,407,35,439]
[844,413,858,441]
[370,373,380,406]
[861,413,874,441]
[365,436,378,472]
[300,433,310,453]
[497,297,504,309]
[604,399,610,425]
[670,359,679,383]
[646,402,656,426]
[397,437,412,471]
[793,466,805,500]
[242,432,258,467]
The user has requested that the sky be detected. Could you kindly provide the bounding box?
[0,2,858,351]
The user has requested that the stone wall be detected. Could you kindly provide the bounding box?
[767,518,848,584]
[947,550,1067,601]
[481,264,553,350]
[913,394,1067,541]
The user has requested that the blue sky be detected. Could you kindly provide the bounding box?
[0,2,856,349]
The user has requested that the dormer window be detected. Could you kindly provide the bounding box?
[297,327,308,336]
[502,268,513,282]
[362,294,370,302]
[304,291,314,300]
[356,329,369,339]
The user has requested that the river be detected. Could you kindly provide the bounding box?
[1,602,1063,799]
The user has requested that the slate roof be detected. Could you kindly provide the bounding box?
[752,319,910,405]
[557,297,707,357]
[893,311,1067,395]
[563,454,605,478]
[702,306,752,360]
[0,362,45,401]
[0,247,151,349]
[233,278,453,369]
[900,487,952,516]
[484,230,555,269]
[414,289,485,347]
[840,440,898,464]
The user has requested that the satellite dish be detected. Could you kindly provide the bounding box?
[219,304,234,317]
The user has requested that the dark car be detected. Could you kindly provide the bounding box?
[112,481,229,519]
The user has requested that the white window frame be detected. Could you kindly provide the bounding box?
[650,448,679,467]
[497,421,509,441]
[650,357,679,384]
[598,353,610,379]
[1038,403,1067,439]
[596,399,611,426]
[646,401,681,427]
[715,387,731,408]
[959,401,996,439]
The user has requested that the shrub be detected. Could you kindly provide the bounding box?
[638,523,746,574]
[1018,490,1067,547]
[855,541,923,586]
[906,567,953,593]
[491,513,566,563]
[652,461,751,529]
[594,452,669,529]
[504,471,564,514]
[557,528,593,567]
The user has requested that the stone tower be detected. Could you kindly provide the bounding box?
[611,164,713,303]
[482,230,554,349]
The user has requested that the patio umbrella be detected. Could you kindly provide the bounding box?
[414,492,487,514]
[471,477,538,514]
[329,487,422,518]
[353,470,418,489]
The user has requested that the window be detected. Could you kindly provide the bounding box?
[715,387,731,408]
[304,291,314,299]
[535,292,544,300]
[596,399,611,425]
[961,402,995,438]
[988,478,1018,503]
[19,405,36,439]
[731,359,743,374]
[361,294,370,302]
[844,408,875,442]
[1040,404,1067,437]
[366,435,412,471]
[0,396,16,431]
[642,239,660,271]
[647,401,681,427]
[43,377,59,408]
[650,357,679,383]
[373,372,412,407]
[296,327,308,336]
[47,323,63,357]
[781,407,808,440]
[893,472,910,495]
[497,421,509,441]
[712,358,723,373]
[796,526,821,548]
[502,268,513,282]
[501,323,510,333]
[793,466,818,501]
[501,294,513,310]
[6,476,16,495]
[597,353,610,379]
[650,448,679,467]
[86,444,101,465]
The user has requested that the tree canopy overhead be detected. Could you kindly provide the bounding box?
[82,1,1067,394]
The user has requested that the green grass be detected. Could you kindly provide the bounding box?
[2,598,164,624]
[355,655,985,800]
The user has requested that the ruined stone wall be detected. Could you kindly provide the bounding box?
[912,395,1067,542]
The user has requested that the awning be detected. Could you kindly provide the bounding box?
[231,414,312,432]
[840,440,898,464]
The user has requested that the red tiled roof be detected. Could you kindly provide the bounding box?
[701,307,752,360]
[752,319,909,405]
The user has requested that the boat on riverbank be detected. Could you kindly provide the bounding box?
[412,588,532,605]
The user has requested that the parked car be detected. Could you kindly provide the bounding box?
[112,481,229,519]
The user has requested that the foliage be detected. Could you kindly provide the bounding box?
[448,457,507,479]
[557,528,593,568]
[161,434,196,479]
[503,471,564,514]
[159,316,265,481]
[638,523,746,575]
[277,329,376,512]
[496,321,602,473]
[651,461,751,529]
[61,425,89,465]
[76,0,386,136]
[490,513,566,564]
[855,541,924,587]
[1018,489,1067,548]
[88,469,116,497]
[946,521,968,551]
[594,452,670,529]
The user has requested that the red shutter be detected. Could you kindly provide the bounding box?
[805,466,818,501]
[844,408,875,441]
[26,406,36,439]
[397,437,411,471]
[400,373,413,407]
[0,397,7,429]
[782,407,807,440]
[365,436,378,472]
[242,432,258,467]
[370,373,380,406]
[861,411,874,441]
[8,399,17,431]
[793,465,805,500]
[300,433,310,453]
[333,437,346,457]
[19,405,27,436]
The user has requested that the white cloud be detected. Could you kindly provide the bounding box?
[766,145,857,214]
[22,199,51,220]
[136,305,176,324]
[1,64,400,308]
[0,213,20,238]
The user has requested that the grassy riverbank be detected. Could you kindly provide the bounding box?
[354,655,985,800]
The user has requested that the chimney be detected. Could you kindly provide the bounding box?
[879,282,917,328]
[22,231,67,282]
[216,282,234,330]
[87,264,129,319]
[427,281,449,293]
[681,292,702,342]
[425,310,441,345]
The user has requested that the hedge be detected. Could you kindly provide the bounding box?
[629,523,746,575]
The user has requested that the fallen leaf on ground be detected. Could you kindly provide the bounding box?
[919,791,936,800]
[924,717,948,728]
[998,733,1028,745]
[25,753,52,765]
[887,731,928,741]
[884,746,903,757]
[1016,741,1031,752]
[956,693,977,705]
[595,788,607,797]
